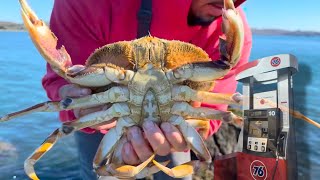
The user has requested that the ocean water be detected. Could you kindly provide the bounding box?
[0,31,319,180]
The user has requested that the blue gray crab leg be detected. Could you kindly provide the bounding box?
[23,103,130,180]
[152,115,210,178]
[0,87,129,122]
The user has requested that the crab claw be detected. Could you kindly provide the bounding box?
[219,0,244,67]
[19,0,72,78]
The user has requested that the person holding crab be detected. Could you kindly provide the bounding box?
[17,0,252,179]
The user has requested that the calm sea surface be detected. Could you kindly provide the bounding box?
[0,32,319,180]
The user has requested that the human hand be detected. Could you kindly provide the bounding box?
[122,121,188,165]
[58,84,116,130]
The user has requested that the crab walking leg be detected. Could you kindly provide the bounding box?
[61,86,129,109]
[153,115,210,178]
[172,85,242,105]
[24,128,71,180]
[23,103,130,180]
[0,102,60,122]
[171,102,243,125]
[135,161,171,179]
[93,117,156,178]
[171,117,212,161]
[186,119,211,139]
[93,117,133,169]
[99,136,169,179]
[248,95,320,128]
[67,103,130,130]
[0,87,130,122]
[97,154,163,179]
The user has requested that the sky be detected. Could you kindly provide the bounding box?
[0,0,320,32]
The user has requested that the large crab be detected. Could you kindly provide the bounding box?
[1,0,244,179]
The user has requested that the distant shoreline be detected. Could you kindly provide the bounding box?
[0,22,25,32]
[251,28,320,36]
[1,21,320,36]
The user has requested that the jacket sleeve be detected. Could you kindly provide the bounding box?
[205,8,253,136]
[42,0,110,101]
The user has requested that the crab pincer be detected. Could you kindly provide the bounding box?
[19,0,72,77]
[219,0,244,67]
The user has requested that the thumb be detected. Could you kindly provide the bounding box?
[59,84,92,98]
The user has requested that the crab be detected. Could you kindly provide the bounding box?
[0,0,244,179]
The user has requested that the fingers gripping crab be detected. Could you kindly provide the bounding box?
[1,0,244,179]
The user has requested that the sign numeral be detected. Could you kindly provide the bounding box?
[253,166,265,177]
[268,111,275,116]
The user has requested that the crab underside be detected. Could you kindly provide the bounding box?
[0,0,245,179]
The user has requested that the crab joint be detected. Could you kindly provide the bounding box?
[61,125,75,135]
[61,98,73,108]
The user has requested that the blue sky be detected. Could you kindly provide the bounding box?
[1,0,320,31]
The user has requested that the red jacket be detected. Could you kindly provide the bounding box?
[42,0,252,135]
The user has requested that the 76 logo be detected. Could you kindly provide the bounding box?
[250,160,267,180]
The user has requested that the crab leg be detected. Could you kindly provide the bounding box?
[23,103,130,180]
[97,154,159,179]
[172,85,242,105]
[186,119,211,139]
[67,103,130,130]
[0,102,60,122]
[93,116,169,178]
[24,128,63,180]
[135,161,171,179]
[0,87,130,122]
[98,135,169,179]
[171,102,242,125]
[93,117,149,178]
[152,115,210,178]
[61,86,129,109]
[93,117,133,169]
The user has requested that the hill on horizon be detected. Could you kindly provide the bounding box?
[1,21,320,36]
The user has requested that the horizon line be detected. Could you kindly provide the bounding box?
[1,20,320,33]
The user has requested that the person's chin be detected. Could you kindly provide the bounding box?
[187,14,216,26]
